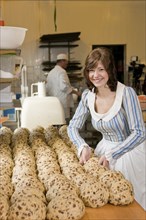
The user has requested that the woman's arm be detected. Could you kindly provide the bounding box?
[67,90,91,157]
[105,87,146,165]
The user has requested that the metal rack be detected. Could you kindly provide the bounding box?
[39,32,83,83]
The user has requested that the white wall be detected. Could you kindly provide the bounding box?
[1,0,145,83]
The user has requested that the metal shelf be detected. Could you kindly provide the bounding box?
[0,49,21,56]
[39,44,78,48]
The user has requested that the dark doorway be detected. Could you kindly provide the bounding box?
[92,44,126,84]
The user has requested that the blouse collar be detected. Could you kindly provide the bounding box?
[87,82,125,121]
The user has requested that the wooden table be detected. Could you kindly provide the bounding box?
[81,201,145,220]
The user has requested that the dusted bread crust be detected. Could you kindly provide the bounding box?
[47,192,85,220]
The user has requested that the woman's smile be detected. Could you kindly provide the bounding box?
[89,61,109,87]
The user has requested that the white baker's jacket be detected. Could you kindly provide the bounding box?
[46,65,74,118]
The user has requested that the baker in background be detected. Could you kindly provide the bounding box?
[46,53,80,123]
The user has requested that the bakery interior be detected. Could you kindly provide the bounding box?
[0,1,146,220]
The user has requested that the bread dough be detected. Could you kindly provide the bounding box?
[44,173,69,190]
[72,173,97,188]
[11,187,47,204]
[84,158,108,178]
[46,192,85,220]
[12,127,29,145]
[0,155,14,175]
[0,126,12,145]
[0,194,9,220]
[46,175,79,202]
[44,125,60,146]
[109,179,134,205]
[80,179,109,208]
[14,176,45,192]
[99,170,124,188]
[8,197,46,220]
[0,178,13,198]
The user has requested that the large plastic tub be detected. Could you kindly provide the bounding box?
[21,96,66,130]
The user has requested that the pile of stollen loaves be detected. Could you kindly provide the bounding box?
[0,125,134,220]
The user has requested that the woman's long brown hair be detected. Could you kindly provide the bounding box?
[83,47,117,93]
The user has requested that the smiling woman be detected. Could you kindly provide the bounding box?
[92,44,125,84]
[85,47,117,93]
[68,47,146,210]
[89,62,109,89]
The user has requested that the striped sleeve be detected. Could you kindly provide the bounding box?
[106,87,146,163]
[67,89,90,156]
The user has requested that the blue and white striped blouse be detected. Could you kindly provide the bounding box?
[68,82,146,163]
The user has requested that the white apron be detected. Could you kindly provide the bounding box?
[95,138,146,210]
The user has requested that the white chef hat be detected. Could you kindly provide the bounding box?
[57,53,68,61]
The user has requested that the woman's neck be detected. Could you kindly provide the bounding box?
[96,86,111,98]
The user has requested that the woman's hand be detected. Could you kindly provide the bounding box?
[98,155,109,169]
[79,146,91,165]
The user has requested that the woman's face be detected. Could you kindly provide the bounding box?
[88,61,109,88]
